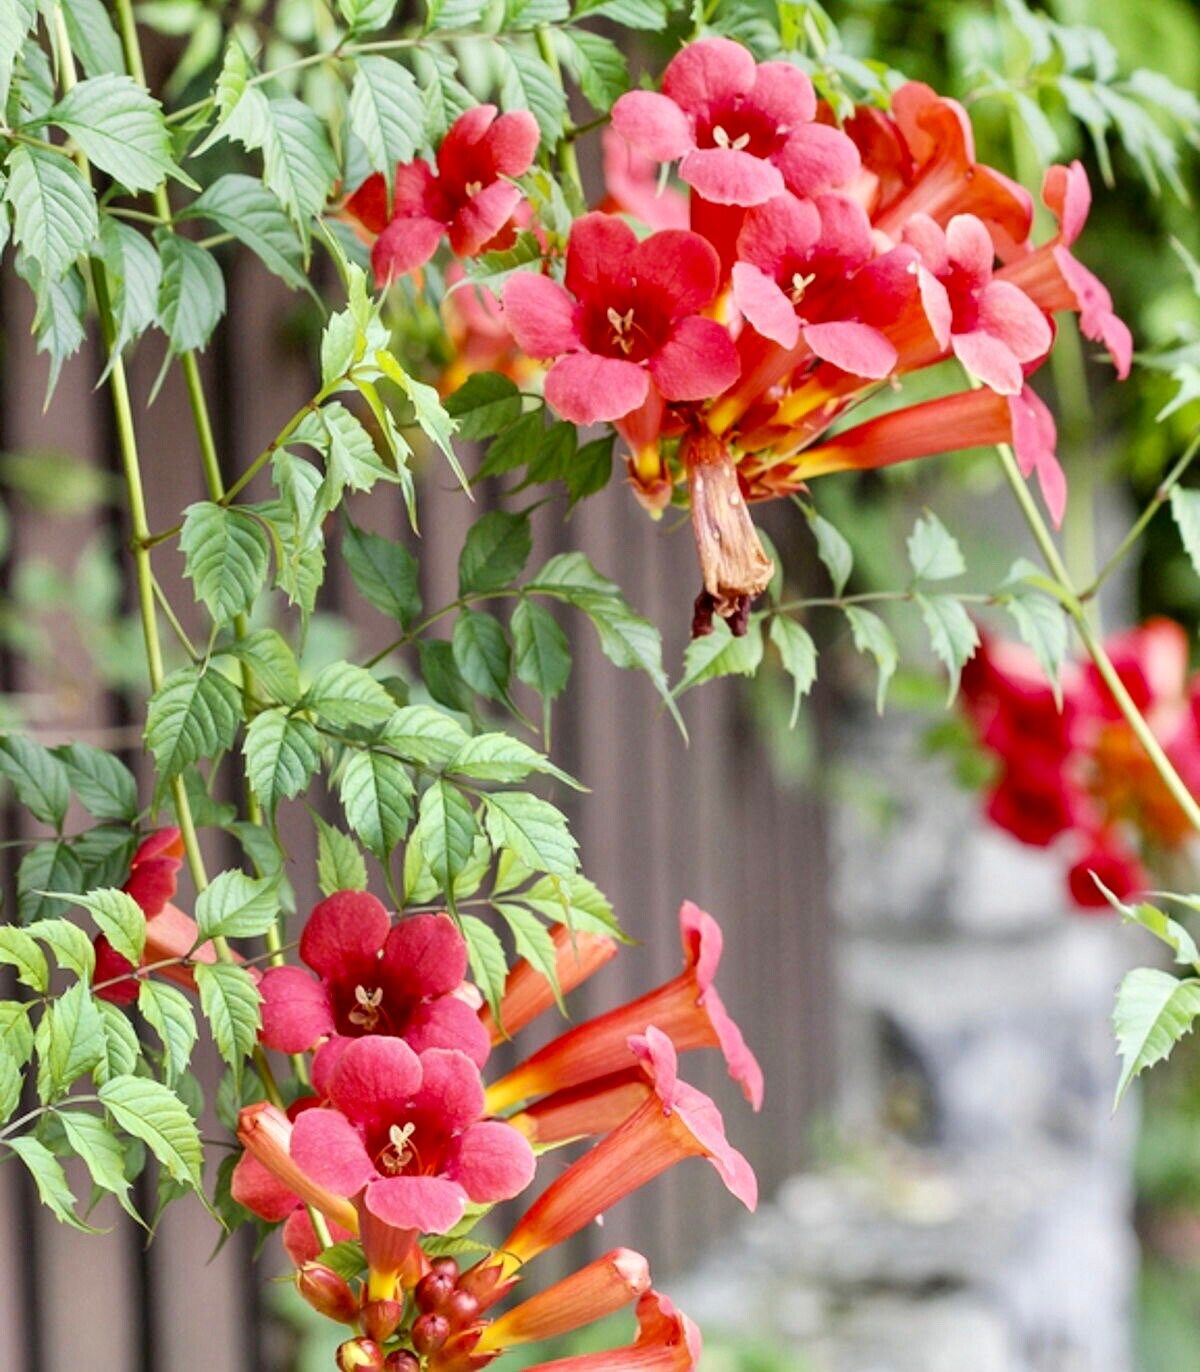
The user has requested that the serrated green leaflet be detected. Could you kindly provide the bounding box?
[99,1075,204,1187]
[339,748,414,860]
[244,708,321,814]
[196,869,279,940]
[145,665,242,786]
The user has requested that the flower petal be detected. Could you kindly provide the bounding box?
[731,262,799,349]
[371,214,445,286]
[437,105,498,180]
[945,213,995,284]
[258,966,335,1054]
[405,994,492,1066]
[448,180,523,257]
[444,1120,536,1203]
[484,110,541,177]
[611,90,696,163]
[289,1108,376,1198]
[749,61,816,125]
[735,193,821,273]
[977,280,1052,363]
[649,317,740,401]
[299,891,391,980]
[774,122,861,196]
[951,329,1023,395]
[631,229,720,316]
[364,1174,467,1234]
[565,212,638,299]
[679,148,784,207]
[409,1047,485,1132]
[1042,160,1091,246]
[501,273,581,358]
[802,320,896,379]
[662,37,757,116]
[1008,386,1064,527]
[125,828,183,917]
[381,912,468,1000]
[326,1035,424,1124]
[544,353,649,424]
[343,172,390,237]
[231,1151,298,1222]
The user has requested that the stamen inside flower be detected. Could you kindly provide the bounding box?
[380,1122,417,1174]
[789,271,817,305]
[710,125,751,152]
[464,179,483,197]
[349,984,384,1030]
[606,306,636,355]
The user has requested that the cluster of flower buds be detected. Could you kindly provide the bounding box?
[343,38,1129,637]
[222,895,758,1369]
[962,618,1200,907]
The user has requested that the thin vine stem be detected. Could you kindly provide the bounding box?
[1081,428,1200,603]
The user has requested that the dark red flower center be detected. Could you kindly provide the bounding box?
[364,1109,451,1179]
[580,289,671,362]
[330,970,413,1039]
[696,103,782,160]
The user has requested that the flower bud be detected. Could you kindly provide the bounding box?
[445,1289,479,1330]
[431,1256,460,1280]
[297,1264,359,1325]
[412,1313,451,1356]
[360,1299,403,1344]
[336,1338,385,1371]
[415,1268,456,1314]
[383,1354,420,1372]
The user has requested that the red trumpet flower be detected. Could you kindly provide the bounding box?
[522,1291,702,1372]
[1000,161,1132,378]
[344,106,539,286]
[501,212,738,427]
[480,923,618,1043]
[485,900,762,1114]
[612,37,858,208]
[499,1027,756,1273]
[258,895,490,1071]
[92,828,226,1004]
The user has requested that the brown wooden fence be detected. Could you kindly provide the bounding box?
[0,233,835,1369]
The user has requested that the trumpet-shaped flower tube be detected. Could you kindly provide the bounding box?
[767,384,1064,526]
[999,162,1132,378]
[522,1290,703,1371]
[479,924,618,1043]
[473,1250,652,1354]
[485,901,763,1113]
[500,1027,756,1271]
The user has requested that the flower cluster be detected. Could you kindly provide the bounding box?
[344,39,1129,636]
[961,618,1200,908]
[230,894,759,1370]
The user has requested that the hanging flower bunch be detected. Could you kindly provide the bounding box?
[227,893,759,1370]
[961,618,1200,909]
[345,38,1129,637]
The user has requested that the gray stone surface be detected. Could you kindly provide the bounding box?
[676,714,1141,1372]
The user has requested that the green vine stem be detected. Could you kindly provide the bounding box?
[997,442,1200,837]
[1081,428,1200,602]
